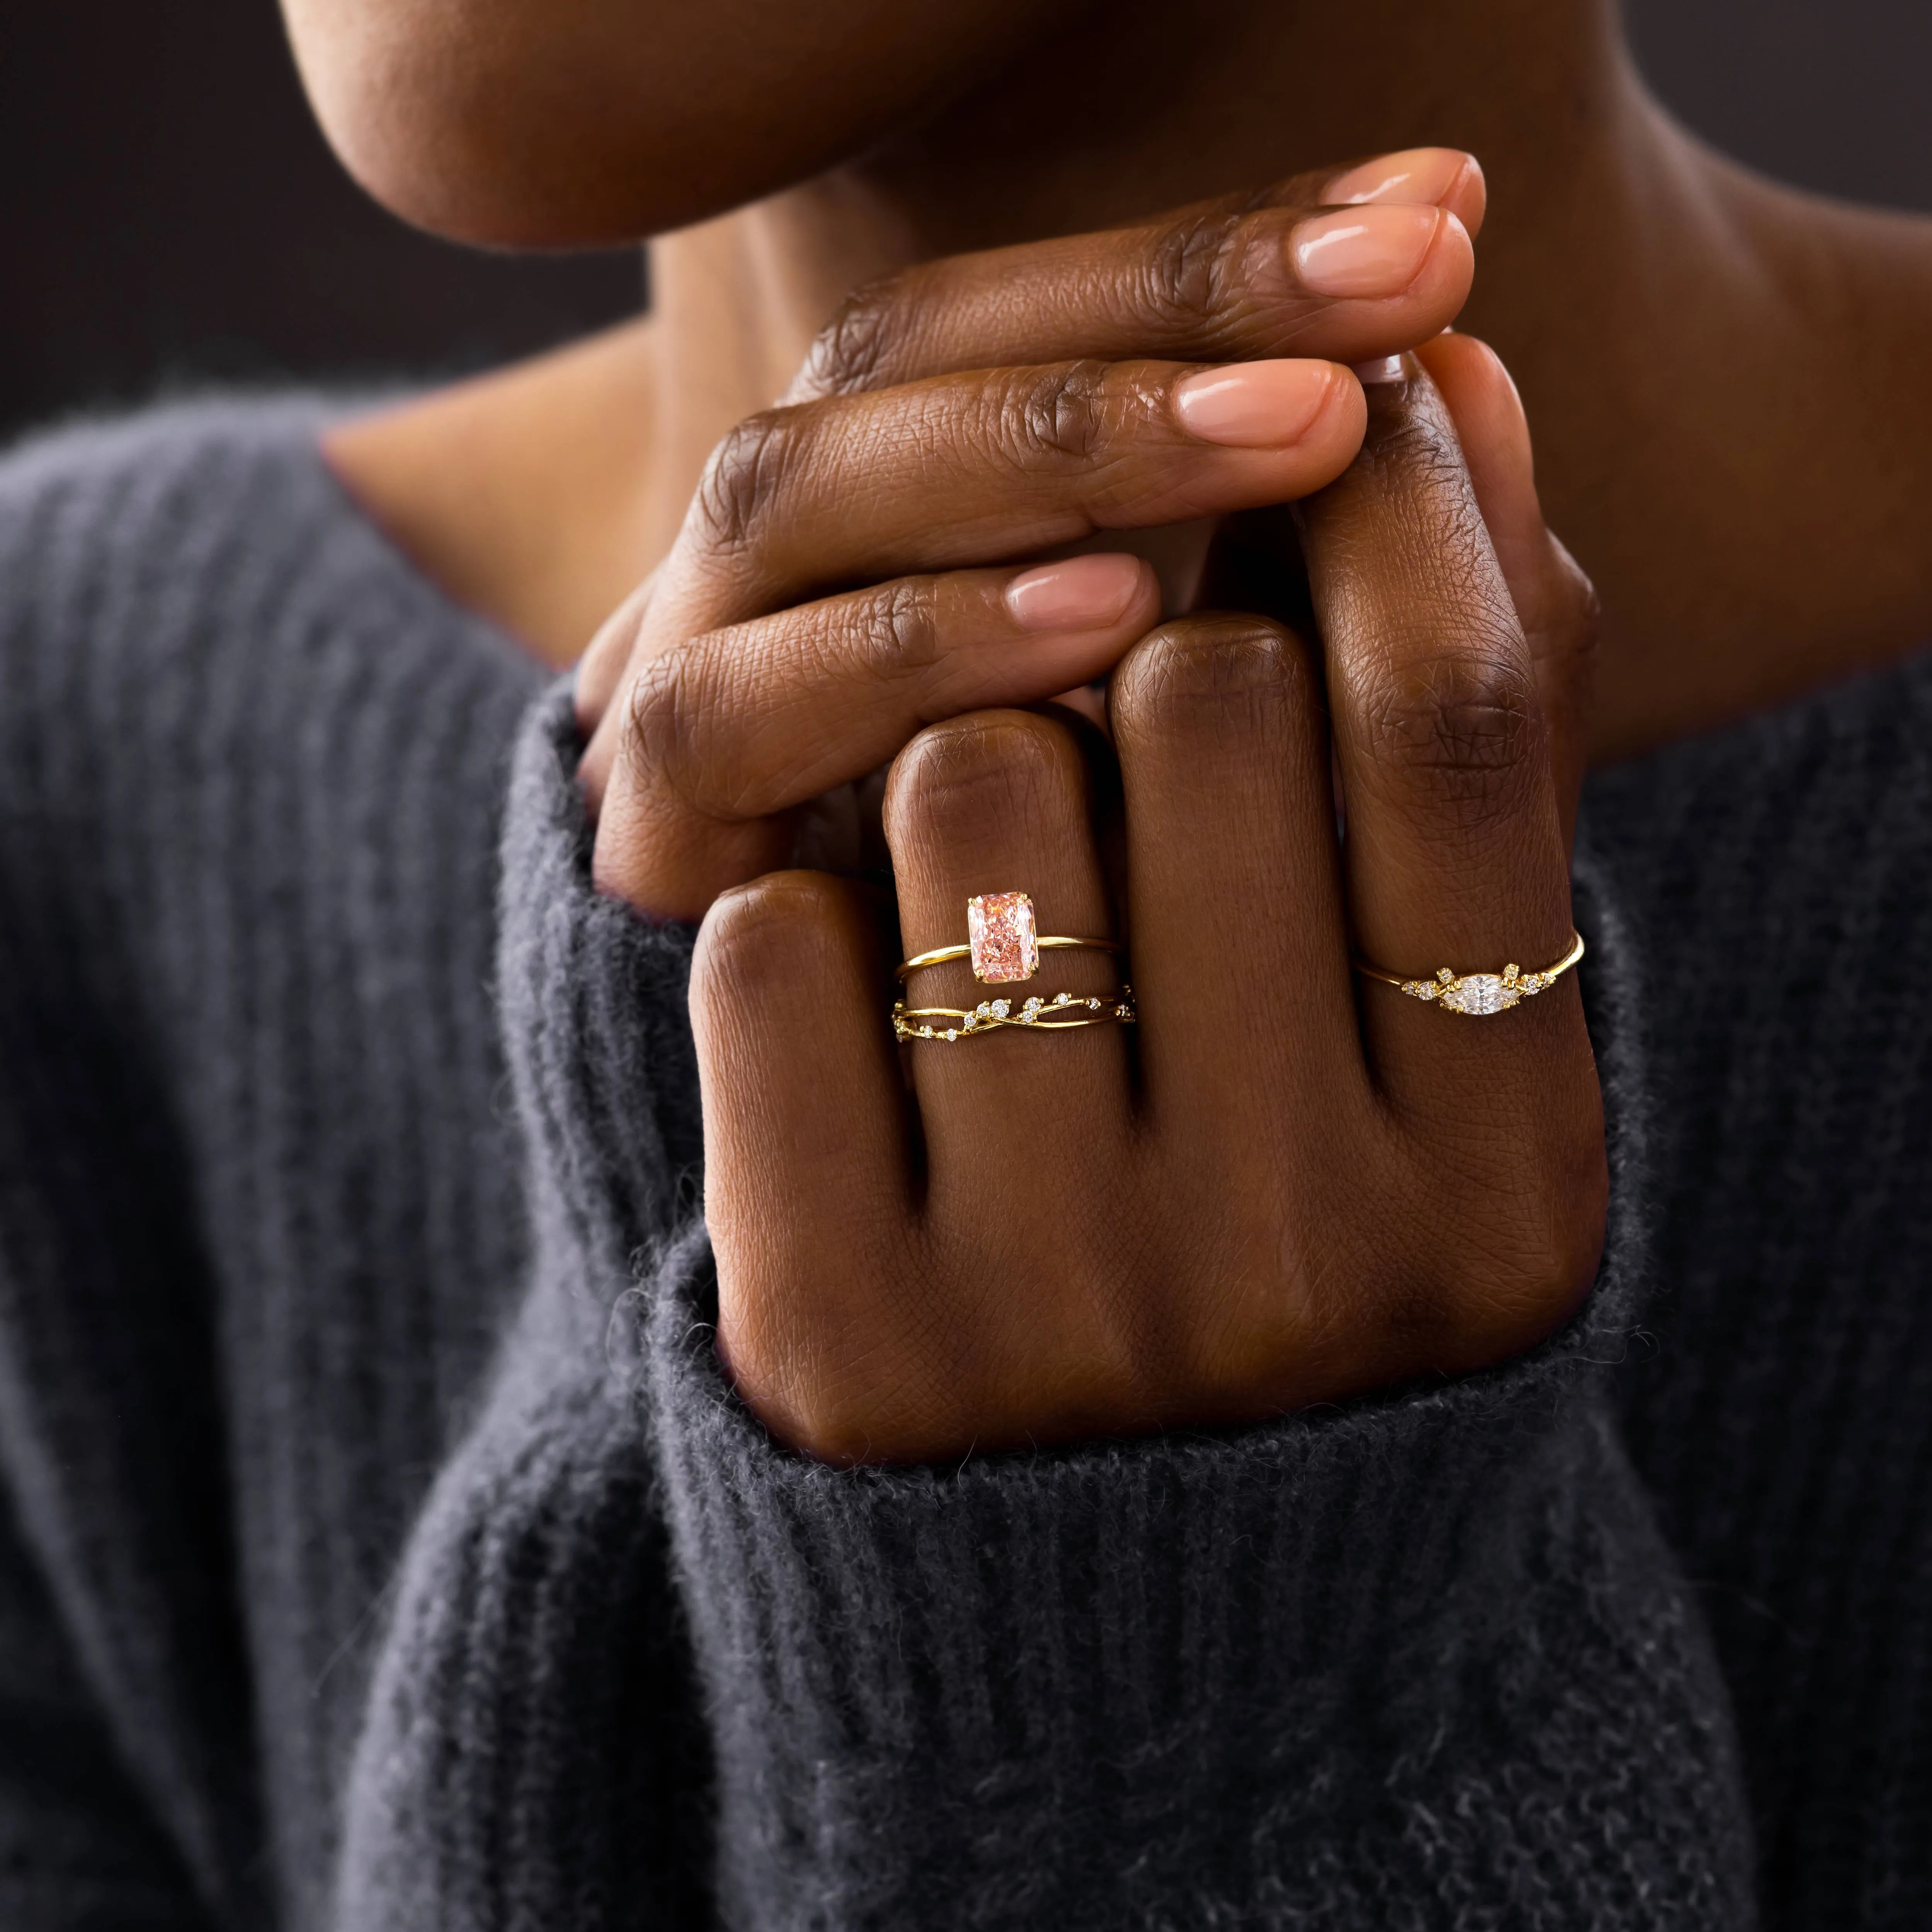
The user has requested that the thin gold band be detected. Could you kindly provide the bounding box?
[1353,930,1584,1016]
[896,935,1119,983]
[893,984,1138,1042]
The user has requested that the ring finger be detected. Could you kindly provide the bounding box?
[883,708,1133,1218]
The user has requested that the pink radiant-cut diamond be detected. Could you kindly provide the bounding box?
[967,891,1038,982]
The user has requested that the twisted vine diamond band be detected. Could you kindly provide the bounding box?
[893,985,1139,1044]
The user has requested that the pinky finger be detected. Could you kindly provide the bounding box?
[690,871,916,1458]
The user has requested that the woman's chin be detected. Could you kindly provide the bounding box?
[281,0,1059,249]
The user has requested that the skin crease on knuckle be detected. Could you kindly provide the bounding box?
[621,645,717,816]
[1115,614,1310,734]
[1355,650,1542,827]
[689,409,802,560]
[1140,211,1253,339]
[886,713,1077,872]
[791,278,907,402]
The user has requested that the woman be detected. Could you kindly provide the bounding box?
[2,0,1929,1923]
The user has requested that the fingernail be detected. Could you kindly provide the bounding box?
[1003,553,1145,630]
[1352,354,1407,385]
[1291,204,1442,297]
[1326,147,1474,207]
[1171,359,1340,448]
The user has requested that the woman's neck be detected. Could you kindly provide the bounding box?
[335,0,1932,756]
[646,0,1645,535]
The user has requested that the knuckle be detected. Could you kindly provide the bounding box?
[854,577,943,682]
[621,646,718,812]
[1364,409,1469,494]
[789,276,906,400]
[696,871,846,1002]
[691,409,800,554]
[1114,614,1310,741]
[1358,644,1538,824]
[993,360,1118,471]
[886,713,1070,850]
[1139,211,1246,335]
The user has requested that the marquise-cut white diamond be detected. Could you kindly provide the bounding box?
[1440,973,1520,1016]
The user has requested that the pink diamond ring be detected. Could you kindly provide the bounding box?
[896,891,1120,986]
[1352,930,1585,1016]
[893,984,1138,1043]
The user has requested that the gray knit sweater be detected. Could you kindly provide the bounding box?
[0,399,1925,1931]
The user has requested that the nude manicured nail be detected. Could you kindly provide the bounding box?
[1171,359,1339,448]
[1003,553,1145,630]
[1326,147,1473,207]
[1291,205,1442,297]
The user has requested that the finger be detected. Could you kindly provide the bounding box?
[1295,361,1583,1107]
[1413,332,1598,843]
[786,151,1483,404]
[883,709,1132,1200]
[594,553,1159,918]
[582,352,1364,791]
[575,565,659,731]
[693,871,919,1458]
[1108,613,1365,1135]
[685,355,1362,617]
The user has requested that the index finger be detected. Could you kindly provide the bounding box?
[786,150,1483,403]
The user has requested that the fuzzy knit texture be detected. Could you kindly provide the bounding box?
[0,400,1925,1930]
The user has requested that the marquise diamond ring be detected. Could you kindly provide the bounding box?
[1353,931,1585,1016]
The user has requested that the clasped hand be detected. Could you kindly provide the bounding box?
[576,151,1606,1463]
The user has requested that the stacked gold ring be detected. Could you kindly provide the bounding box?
[896,934,1120,981]
[895,889,1132,1044]
[893,986,1138,1043]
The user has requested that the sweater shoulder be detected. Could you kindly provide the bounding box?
[0,393,338,610]
[1583,645,1932,876]
[0,393,543,821]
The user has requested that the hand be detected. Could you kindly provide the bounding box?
[691,337,1605,1463]
[578,149,1487,920]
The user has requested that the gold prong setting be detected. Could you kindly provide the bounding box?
[1358,932,1585,1016]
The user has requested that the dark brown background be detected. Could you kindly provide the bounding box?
[1,0,1927,440]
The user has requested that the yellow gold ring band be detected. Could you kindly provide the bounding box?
[893,985,1138,1043]
[1353,930,1584,1016]
[896,934,1119,982]
[896,889,1118,984]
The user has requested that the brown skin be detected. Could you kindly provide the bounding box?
[577,161,1486,913]
[696,343,1602,1462]
[299,0,1932,1459]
